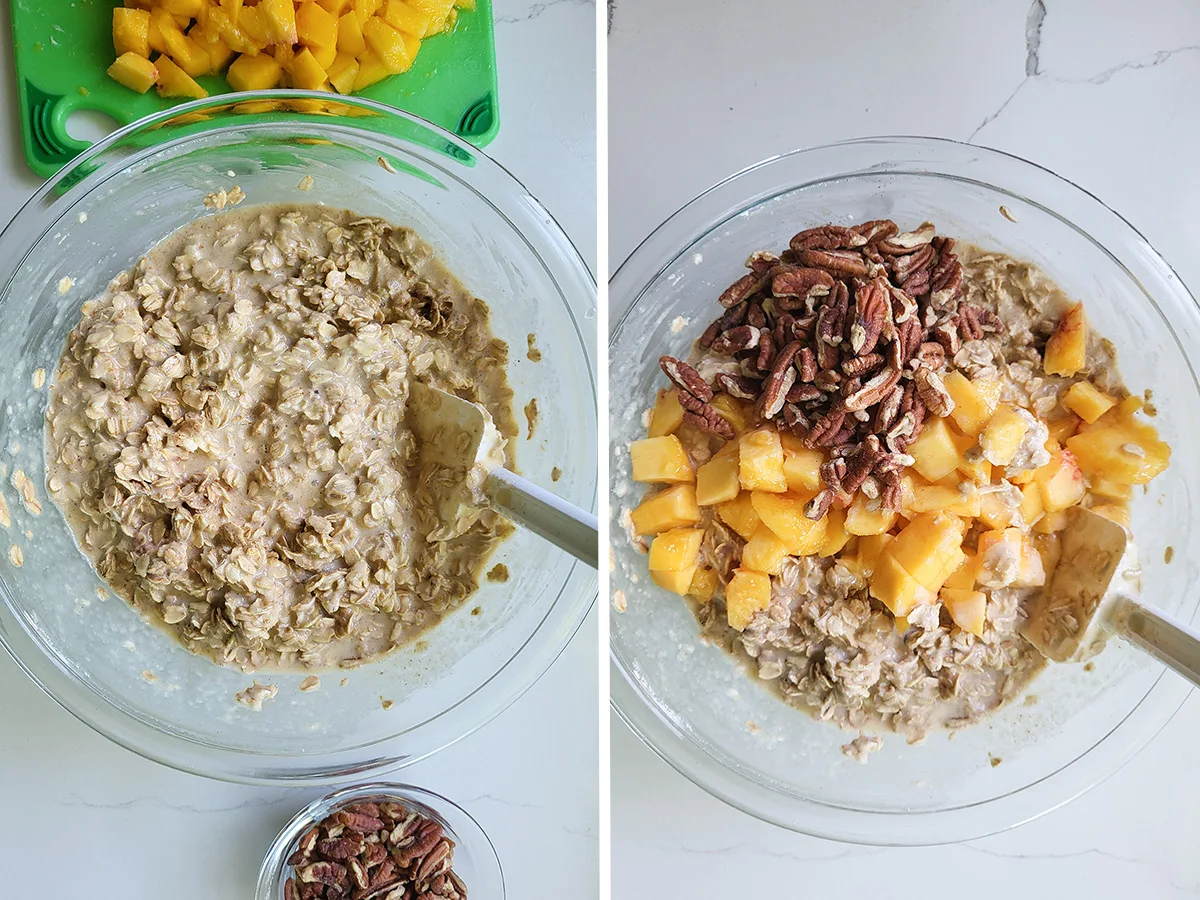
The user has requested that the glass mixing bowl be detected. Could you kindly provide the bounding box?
[609,136,1200,844]
[0,92,597,783]
[256,783,503,900]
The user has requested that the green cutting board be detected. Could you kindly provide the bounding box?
[11,0,499,178]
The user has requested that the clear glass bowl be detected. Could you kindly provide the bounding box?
[0,91,597,783]
[256,783,503,900]
[609,136,1200,844]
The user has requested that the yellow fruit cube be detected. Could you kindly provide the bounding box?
[107,52,158,92]
[221,0,245,21]
[780,434,823,492]
[162,29,211,76]
[710,394,749,436]
[1044,302,1087,377]
[226,52,282,91]
[976,528,1024,588]
[631,435,693,485]
[161,0,203,16]
[1019,480,1044,525]
[979,404,1029,467]
[944,371,997,437]
[327,52,360,92]
[1091,503,1131,528]
[888,512,966,592]
[1034,450,1086,511]
[1034,532,1062,579]
[113,7,152,57]
[906,483,981,517]
[942,553,979,590]
[1047,413,1081,444]
[411,0,455,21]
[199,31,236,70]
[355,0,384,24]
[726,569,773,631]
[336,11,367,55]
[318,0,353,14]
[352,50,391,89]
[717,492,761,540]
[155,54,208,97]
[648,389,684,438]
[651,566,697,595]
[1012,535,1047,587]
[239,5,270,46]
[426,7,456,34]
[1067,418,1170,485]
[206,8,251,53]
[817,506,851,558]
[259,0,299,43]
[751,491,827,555]
[631,484,701,536]
[648,527,704,572]
[297,1,339,45]
[908,417,966,482]
[941,588,987,636]
[957,453,992,485]
[289,47,330,89]
[871,554,936,617]
[742,526,790,575]
[1090,478,1133,502]
[1063,381,1115,424]
[688,567,718,602]
[694,442,740,507]
[738,429,787,493]
[854,532,894,577]
[271,38,295,69]
[363,17,416,72]
[384,0,435,35]
[977,486,1020,529]
[845,492,897,536]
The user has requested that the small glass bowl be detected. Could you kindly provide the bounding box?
[256,783,503,900]
[609,136,1200,844]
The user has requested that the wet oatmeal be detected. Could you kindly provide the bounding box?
[629,220,1169,756]
[46,204,516,671]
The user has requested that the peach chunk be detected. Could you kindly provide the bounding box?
[751,491,827,555]
[648,389,684,437]
[726,569,772,631]
[688,566,719,602]
[1034,450,1086,512]
[742,526,790,575]
[739,429,787,493]
[781,434,823,492]
[695,441,740,506]
[870,554,936,617]
[648,527,704,573]
[1043,302,1087,376]
[942,589,987,636]
[717,492,761,540]
[631,435,694,484]
[631,484,701,536]
[1063,381,1116,424]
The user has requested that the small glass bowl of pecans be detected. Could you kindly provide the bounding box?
[256,784,503,900]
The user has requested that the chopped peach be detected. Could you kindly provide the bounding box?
[694,442,740,506]
[648,389,684,438]
[908,417,966,482]
[1047,413,1082,443]
[1019,480,1044,525]
[726,569,772,631]
[942,589,987,636]
[297,0,339,46]
[717,492,761,541]
[1091,503,1131,528]
[751,491,827,555]
[977,485,1022,530]
[1063,381,1116,424]
[631,435,694,485]
[888,512,966,593]
[870,554,936,617]
[942,553,980,591]
[1034,509,1069,534]
[1067,418,1170,485]
[688,566,719,602]
[817,506,851,558]
[107,52,158,92]
[1012,535,1047,587]
[738,429,787,493]
[337,10,368,55]
[648,527,704,573]
[906,482,981,517]
[226,52,281,90]
[710,394,749,437]
[979,404,1029,467]
[651,566,697,595]
[260,0,299,43]
[742,526,790,575]
[976,528,1024,588]
[944,371,998,437]
[957,454,992,486]
[1090,478,1133,502]
[1034,532,1062,580]
[845,493,898,536]
[156,54,207,97]
[854,532,894,577]
[1044,302,1087,377]
[631,484,701,536]
[1035,450,1086,511]
[113,7,152,57]
[781,434,823,492]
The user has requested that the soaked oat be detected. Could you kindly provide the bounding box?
[46,204,517,672]
[485,563,509,583]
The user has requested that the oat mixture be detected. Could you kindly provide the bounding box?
[46,204,516,671]
[629,220,1169,758]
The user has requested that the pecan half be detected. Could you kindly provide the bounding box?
[746,250,781,274]
[796,346,818,382]
[914,367,954,417]
[849,277,889,356]
[890,242,936,286]
[790,225,867,252]
[877,222,936,254]
[805,488,836,520]
[842,352,884,378]
[771,267,834,309]
[718,271,769,308]
[805,409,847,448]
[798,248,870,278]
[840,366,901,413]
[682,409,735,440]
[659,356,713,401]
[754,330,776,371]
[913,341,946,370]
[759,341,803,419]
[711,324,760,355]
[713,372,761,401]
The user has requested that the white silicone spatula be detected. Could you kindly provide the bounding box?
[1021,506,1200,687]
[408,382,598,569]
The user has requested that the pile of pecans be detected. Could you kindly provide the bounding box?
[660,219,1003,519]
[284,800,466,900]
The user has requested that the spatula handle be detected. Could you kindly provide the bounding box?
[1115,596,1200,689]
[485,467,599,569]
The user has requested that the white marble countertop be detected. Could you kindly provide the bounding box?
[610,0,1200,896]
[0,2,598,897]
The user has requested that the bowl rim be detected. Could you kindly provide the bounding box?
[254,781,504,900]
[0,90,598,784]
[608,134,1197,845]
